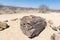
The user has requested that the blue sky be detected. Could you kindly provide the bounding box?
[0,0,60,9]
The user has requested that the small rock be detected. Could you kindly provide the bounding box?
[4,20,8,22]
[11,18,18,21]
[48,20,60,31]
[20,15,47,38]
[51,33,60,40]
[0,22,9,31]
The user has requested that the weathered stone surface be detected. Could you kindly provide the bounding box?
[11,18,18,21]
[0,22,9,31]
[50,25,60,31]
[51,33,60,40]
[51,33,55,40]
[4,20,8,22]
[48,20,60,31]
[20,15,47,38]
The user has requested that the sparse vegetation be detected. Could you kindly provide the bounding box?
[38,5,49,13]
[0,5,60,14]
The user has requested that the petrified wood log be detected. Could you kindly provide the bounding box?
[20,15,47,38]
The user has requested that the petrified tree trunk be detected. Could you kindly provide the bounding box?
[20,15,47,38]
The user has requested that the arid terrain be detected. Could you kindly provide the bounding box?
[0,12,60,40]
[0,5,60,14]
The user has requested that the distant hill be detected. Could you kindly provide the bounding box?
[0,5,38,14]
[0,5,60,14]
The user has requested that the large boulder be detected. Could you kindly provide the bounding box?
[0,22,9,31]
[20,15,47,38]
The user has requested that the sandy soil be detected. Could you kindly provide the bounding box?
[0,13,60,40]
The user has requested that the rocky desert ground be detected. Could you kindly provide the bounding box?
[0,12,60,40]
[0,5,60,40]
